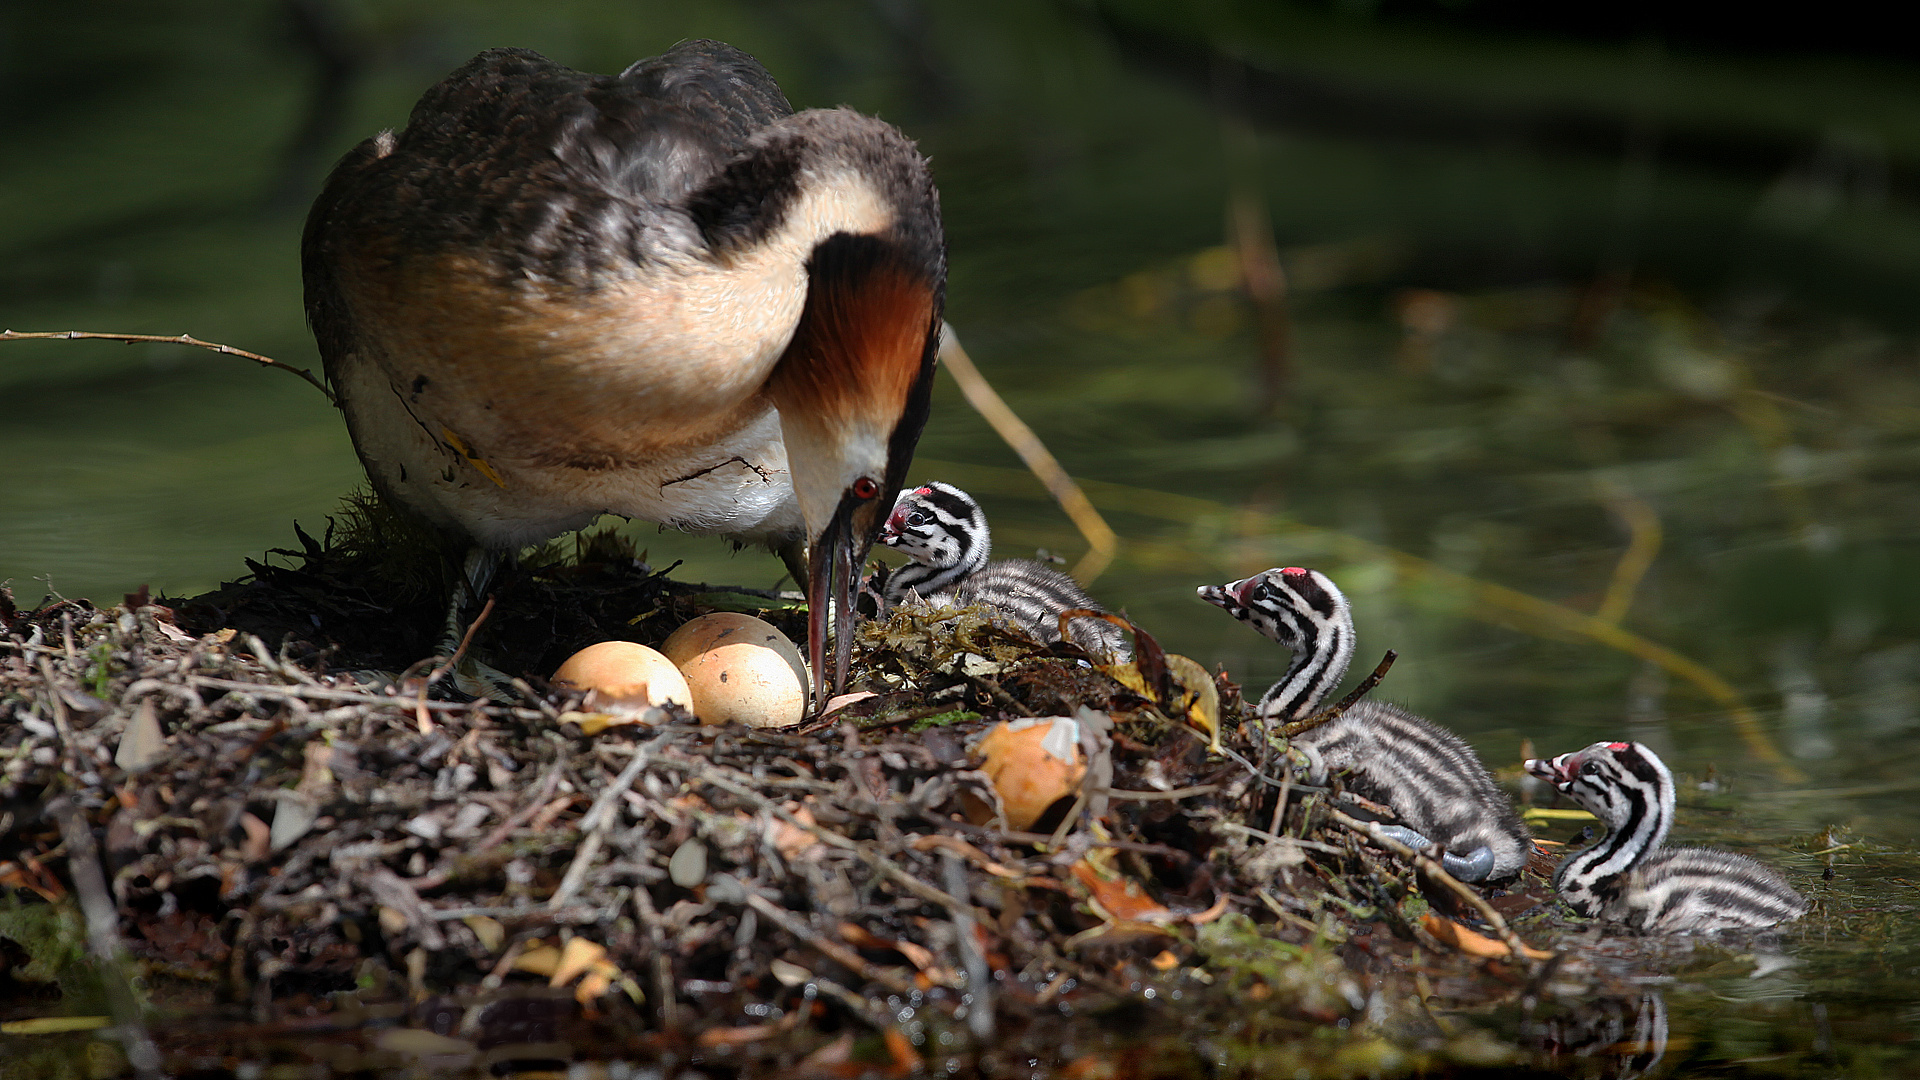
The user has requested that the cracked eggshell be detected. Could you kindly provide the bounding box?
[972,717,1087,830]
[552,641,691,710]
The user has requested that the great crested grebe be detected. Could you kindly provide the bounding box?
[878,481,1130,660]
[1527,741,1807,933]
[1199,566,1532,882]
[302,41,945,699]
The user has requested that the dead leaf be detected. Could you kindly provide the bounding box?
[1420,914,1552,960]
[551,936,608,986]
[237,811,271,862]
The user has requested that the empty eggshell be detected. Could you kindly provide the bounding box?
[973,717,1087,830]
[661,613,809,695]
[679,641,808,728]
[552,641,691,711]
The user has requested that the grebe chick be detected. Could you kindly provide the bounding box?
[1526,741,1807,933]
[1199,566,1531,883]
[879,482,1130,660]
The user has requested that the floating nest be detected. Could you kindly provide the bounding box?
[2,523,1689,1079]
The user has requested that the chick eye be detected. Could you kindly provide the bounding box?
[851,476,881,500]
[906,510,929,526]
[1582,761,1599,776]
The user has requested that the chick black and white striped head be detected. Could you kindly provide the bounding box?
[1198,566,1357,720]
[878,481,991,598]
[1526,741,1675,841]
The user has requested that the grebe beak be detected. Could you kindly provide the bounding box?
[806,485,889,706]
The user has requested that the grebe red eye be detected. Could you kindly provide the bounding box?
[852,477,881,500]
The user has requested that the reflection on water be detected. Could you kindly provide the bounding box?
[1527,992,1668,1080]
[5,1,1920,1073]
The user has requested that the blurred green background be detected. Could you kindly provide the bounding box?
[5,0,1920,1069]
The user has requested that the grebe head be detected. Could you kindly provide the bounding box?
[1197,566,1348,651]
[1526,741,1674,833]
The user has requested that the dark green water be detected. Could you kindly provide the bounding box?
[4,1,1920,1074]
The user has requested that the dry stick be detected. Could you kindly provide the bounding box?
[51,797,163,1079]
[183,675,544,720]
[1280,650,1397,739]
[1594,479,1662,627]
[0,330,336,404]
[1215,821,1346,857]
[417,595,496,733]
[941,853,996,1043]
[475,752,568,852]
[938,324,1119,585]
[548,742,656,911]
[1324,806,1543,968]
[689,762,990,922]
[724,879,919,999]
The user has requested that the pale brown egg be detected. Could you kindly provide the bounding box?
[972,717,1087,830]
[678,641,809,728]
[552,641,691,711]
[661,613,809,692]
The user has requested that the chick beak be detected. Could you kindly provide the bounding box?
[806,489,885,709]
[1524,754,1573,786]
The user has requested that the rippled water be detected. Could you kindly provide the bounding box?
[5,1,1920,1074]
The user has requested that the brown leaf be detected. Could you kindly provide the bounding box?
[1420,914,1552,960]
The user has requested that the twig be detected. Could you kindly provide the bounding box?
[417,595,495,732]
[183,675,544,719]
[548,742,655,910]
[1215,821,1346,856]
[942,853,996,1042]
[1281,650,1396,738]
[1325,806,1543,968]
[726,877,920,998]
[689,761,991,920]
[50,797,162,1079]
[0,330,336,404]
[1102,784,1220,801]
[938,324,1119,584]
[1594,479,1661,627]
[476,752,568,852]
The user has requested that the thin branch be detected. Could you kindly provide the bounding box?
[1595,479,1661,627]
[1326,806,1544,969]
[1,330,336,405]
[417,595,495,731]
[726,878,920,999]
[1281,650,1396,738]
[51,798,162,1078]
[938,324,1119,584]
[547,742,654,911]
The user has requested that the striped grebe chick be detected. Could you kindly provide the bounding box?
[878,482,1130,660]
[1526,741,1807,933]
[1199,566,1531,883]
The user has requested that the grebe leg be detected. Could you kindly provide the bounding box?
[1374,825,1499,883]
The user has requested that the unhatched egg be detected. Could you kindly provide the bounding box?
[663,613,809,728]
[552,641,690,711]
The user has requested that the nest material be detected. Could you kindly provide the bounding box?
[0,539,1663,1078]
